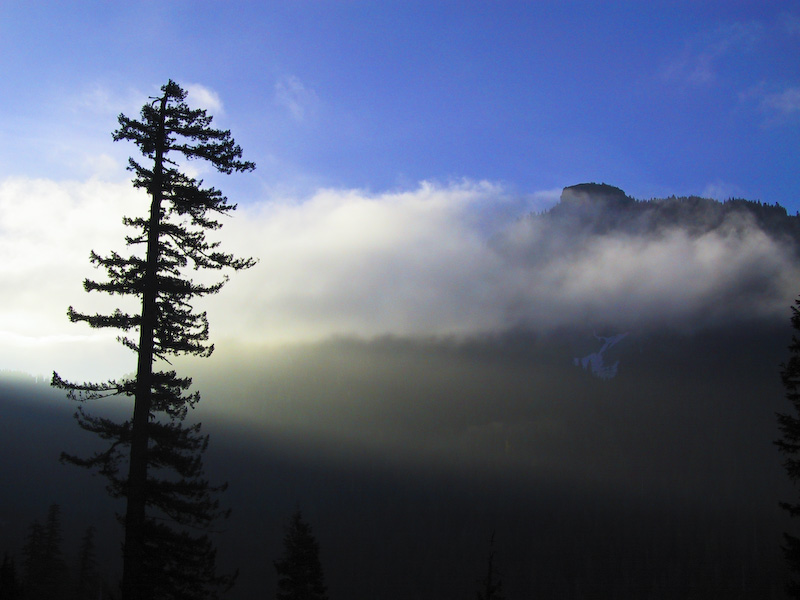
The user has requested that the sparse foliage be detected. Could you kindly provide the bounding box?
[52,80,254,600]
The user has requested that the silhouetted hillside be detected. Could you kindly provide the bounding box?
[538,182,800,243]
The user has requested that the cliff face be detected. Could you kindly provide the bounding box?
[546,183,637,234]
[559,183,633,208]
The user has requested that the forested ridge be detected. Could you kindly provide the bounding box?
[536,183,800,242]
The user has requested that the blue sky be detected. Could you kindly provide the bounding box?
[1,2,799,379]
[1,1,798,204]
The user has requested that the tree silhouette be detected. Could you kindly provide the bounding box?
[274,511,328,600]
[52,80,255,600]
[778,295,800,597]
[21,519,44,597]
[21,505,69,600]
[476,533,505,600]
[72,526,99,600]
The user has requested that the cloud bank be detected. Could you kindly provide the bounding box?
[0,177,144,379]
[205,181,798,344]
[1,176,797,380]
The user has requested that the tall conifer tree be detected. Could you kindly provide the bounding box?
[52,80,255,600]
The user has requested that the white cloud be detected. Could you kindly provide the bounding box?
[82,153,123,178]
[701,180,744,200]
[762,86,800,117]
[200,181,796,344]
[740,83,800,125]
[2,176,796,381]
[0,177,146,379]
[274,75,319,122]
[69,83,146,120]
[661,21,763,88]
[662,50,716,87]
[200,181,507,341]
[185,83,224,115]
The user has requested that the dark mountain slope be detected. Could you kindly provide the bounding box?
[543,182,799,241]
[1,318,794,599]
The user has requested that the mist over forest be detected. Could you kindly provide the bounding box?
[2,183,799,599]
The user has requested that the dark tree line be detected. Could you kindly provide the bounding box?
[270,510,507,600]
[52,80,255,600]
[3,500,508,600]
[0,504,108,600]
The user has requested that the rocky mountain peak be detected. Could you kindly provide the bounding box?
[560,183,633,208]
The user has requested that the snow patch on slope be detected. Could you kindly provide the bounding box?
[574,332,629,379]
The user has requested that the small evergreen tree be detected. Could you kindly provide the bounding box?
[43,504,70,596]
[21,505,70,600]
[777,295,800,597]
[274,511,328,600]
[52,79,255,600]
[21,519,44,595]
[72,526,99,600]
